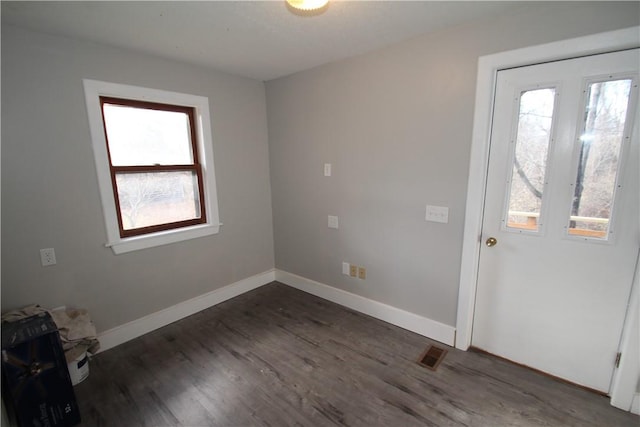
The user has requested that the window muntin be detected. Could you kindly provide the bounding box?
[567,78,634,240]
[100,97,206,238]
[504,87,556,233]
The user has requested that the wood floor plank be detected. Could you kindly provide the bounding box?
[74,282,638,426]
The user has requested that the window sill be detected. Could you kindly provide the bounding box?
[106,223,221,255]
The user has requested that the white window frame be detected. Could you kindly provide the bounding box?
[83,79,221,254]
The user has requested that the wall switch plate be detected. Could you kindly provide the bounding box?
[425,205,449,223]
[40,248,57,266]
[358,267,366,280]
[328,215,339,229]
[324,163,332,177]
[349,265,358,277]
[342,262,350,275]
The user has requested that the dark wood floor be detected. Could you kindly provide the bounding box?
[75,282,638,426]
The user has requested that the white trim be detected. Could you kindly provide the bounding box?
[276,270,456,346]
[610,251,640,411]
[631,393,640,416]
[82,79,221,255]
[456,26,640,351]
[96,269,456,354]
[97,270,276,352]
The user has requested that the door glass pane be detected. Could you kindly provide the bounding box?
[505,88,556,232]
[568,79,633,239]
[115,171,202,230]
[103,103,194,166]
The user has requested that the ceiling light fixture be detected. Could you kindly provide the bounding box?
[286,0,329,12]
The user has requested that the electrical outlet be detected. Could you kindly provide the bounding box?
[358,267,366,280]
[425,205,449,223]
[328,215,339,229]
[342,262,350,275]
[40,248,57,266]
[349,265,358,277]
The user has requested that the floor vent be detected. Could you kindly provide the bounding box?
[418,345,447,371]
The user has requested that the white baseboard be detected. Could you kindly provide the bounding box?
[97,268,456,353]
[97,269,276,352]
[632,393,640,415]
[275,270,456,346]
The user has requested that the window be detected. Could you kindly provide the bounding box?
[503,87,557,233]
[566,78,634,240]
[101,98,206,237]
[84,80,220,254]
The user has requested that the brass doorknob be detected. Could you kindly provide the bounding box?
[486,237,498,247]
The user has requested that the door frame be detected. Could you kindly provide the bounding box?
[609,253,640,412]
[455,26,640,399]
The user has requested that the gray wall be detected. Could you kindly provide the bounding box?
[1,26,275,332]
[266,2,640,327]
[2,2,638,337]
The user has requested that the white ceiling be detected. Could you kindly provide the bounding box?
[1,1,529,81]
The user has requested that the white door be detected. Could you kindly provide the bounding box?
[472,49,639,393]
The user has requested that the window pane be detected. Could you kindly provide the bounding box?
[505,88,556,232]
[568,79,632,239]
[103,103,194,166]
[115,171,202,230]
